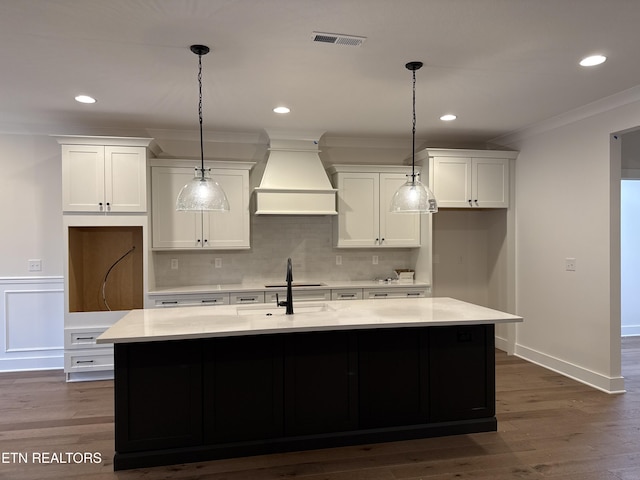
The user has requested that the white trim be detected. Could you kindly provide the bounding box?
[622,328,640,337]
[0,276,63,284]
[490,84,640,146]
[515,344,626,394]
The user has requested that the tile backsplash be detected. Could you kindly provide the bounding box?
[153,215,415,288]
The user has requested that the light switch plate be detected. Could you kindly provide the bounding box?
[28,259,42,272]
[565,258,576,271]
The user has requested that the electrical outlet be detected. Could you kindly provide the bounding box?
[170,258,179,270]
[214,258,222,268]
[336,255,342,265]
[28,259,42,272]
[565,257,576,271]
[372,255,378,265]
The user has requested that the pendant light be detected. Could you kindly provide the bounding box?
[390,61,438,214]
[176,45,230,212]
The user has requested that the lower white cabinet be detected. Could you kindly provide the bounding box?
[331,289,364,300]
[151,162,253,249]
[264,289,331,304]
[363,287,429,299]
[64,326,114,381]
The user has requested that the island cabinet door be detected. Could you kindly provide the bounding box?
[428,325,495,422]
[283,331,358,436]
[357,328,429,429]
[114,340,203,453]
[203,335,284,443]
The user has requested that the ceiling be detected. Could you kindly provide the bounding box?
[2,0,640,147]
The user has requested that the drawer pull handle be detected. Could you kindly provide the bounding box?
[238,297,256,302]
[76,360,95,364]
[201,299,218,303]
[340,294,355,298]
[75,336,95,341]
[161,301,178,305]
[374,293,388,297]
[407,292,421,296]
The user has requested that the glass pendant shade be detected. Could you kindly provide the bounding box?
[176,169,229,211]
[176,44,230,212]
[390,176,438,213]
[390,60,438,214]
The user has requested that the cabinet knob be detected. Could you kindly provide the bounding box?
[380,238,385,243]
[375,238,379,244]
[468,199,472,206]
[197,239,201,244]
[474,199,478,206]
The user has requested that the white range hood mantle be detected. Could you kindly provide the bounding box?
[253,130,337,215]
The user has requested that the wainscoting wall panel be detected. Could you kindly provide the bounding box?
[0,277,64,371]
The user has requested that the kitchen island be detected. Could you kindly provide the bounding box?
[97,297,522,470]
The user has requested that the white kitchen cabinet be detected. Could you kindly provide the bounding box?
[363,286,430,299]
[429,149,517,209]
[151,161,253,250]
[59,138,151,213]
[328,165,420,248]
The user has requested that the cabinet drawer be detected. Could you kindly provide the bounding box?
[331,289,363,301]
[265,290,331,303]
[65,327,109,349]
[65,348,114,372]
[154,293,230,307]
[230,292,265,304]
[363,288,429,299]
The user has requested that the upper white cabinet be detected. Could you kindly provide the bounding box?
[151,161,253,250]
[58,137,154,213]
[429,149,518,209]
[328,165,420,248]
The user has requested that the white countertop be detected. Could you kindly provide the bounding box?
[97,297,523,344]
[148,280,429,296]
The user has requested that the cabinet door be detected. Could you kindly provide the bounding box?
[428,325,495,422]
[115,340,203,453]
[335,172,379,247]
[105,146,147,212]
[151,167,202,248]
[203,169,250,249]
[432,156,472,208]
[204,335,283,443]
[358,328,428,428]
[379,173,420,247]
[62,145,105,212]
[472,158,509,208]
[284,331,358,436]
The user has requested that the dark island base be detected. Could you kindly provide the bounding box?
[114,418,496,471]
[113,324,496,470]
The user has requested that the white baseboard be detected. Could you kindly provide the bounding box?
[514,344,625,394]
[622,326,640,336]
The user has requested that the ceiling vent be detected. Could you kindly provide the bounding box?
[312,31,366,47]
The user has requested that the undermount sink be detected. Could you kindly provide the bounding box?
[236,303,333,316]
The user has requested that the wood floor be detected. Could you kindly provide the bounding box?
[2,338,640,479]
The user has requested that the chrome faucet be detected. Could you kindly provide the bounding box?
[276,257,294,314]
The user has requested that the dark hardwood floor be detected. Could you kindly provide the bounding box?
[2,338,640,479]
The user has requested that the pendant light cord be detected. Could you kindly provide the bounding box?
[197,51,205,180]
[411,67,417,182]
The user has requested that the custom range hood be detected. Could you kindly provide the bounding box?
[253,130,337,215]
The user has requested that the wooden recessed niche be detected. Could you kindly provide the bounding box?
[68,226,143,312]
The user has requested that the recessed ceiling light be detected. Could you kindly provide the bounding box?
[440,114,457,121]
[273,106,290,114]
[75,95,96,104]
[579,55,607,67]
